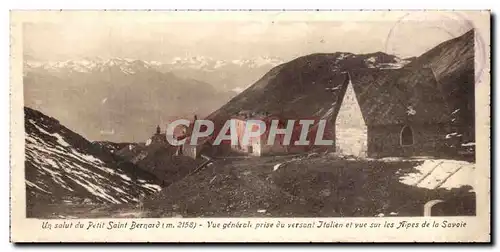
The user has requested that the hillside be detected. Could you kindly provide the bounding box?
[406,29,476,145]
[24,107,162,217]
[30,153,476,218]
[143,154,475,217]
[23,58,236,142]
[208,51,408,119]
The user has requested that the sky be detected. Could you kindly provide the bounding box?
[22,11,481,62]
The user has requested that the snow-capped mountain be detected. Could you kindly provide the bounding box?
[25,57,154,74]
[24,56,286,93]
[25,107,162,209]
[24,56,284,75]
[154,56,286,92]
[164,55,285,70]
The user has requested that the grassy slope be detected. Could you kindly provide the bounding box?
[143,154,475,217]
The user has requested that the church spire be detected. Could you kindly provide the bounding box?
[156,125,161,135]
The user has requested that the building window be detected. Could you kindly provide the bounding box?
[400,125,414,146]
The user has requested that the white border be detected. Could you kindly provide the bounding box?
[2,0,497,250]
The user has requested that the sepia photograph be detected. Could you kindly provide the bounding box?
[10,10,491,242]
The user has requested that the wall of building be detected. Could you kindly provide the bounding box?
[230,119,261,155]
[182,142,198,159]
[260,133,289,156]
[367,123,451,158]
[335,81,368,157]
[226,116,334,156]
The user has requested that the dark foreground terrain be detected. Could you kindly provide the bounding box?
[30,153,475,218]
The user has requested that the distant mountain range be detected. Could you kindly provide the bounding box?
[24,57,237,142]
[24,56,285,93]
[25,107,161,215]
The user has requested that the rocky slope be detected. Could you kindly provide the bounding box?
[24,107,162,214]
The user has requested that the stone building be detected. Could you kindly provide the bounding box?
[229,114,289,156]
[333,68,452,158]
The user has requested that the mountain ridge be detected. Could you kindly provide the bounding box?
[25,106,162,215]
[206,50,412,123]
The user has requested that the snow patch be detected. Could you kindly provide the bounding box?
[406,106,416,116]
[399,159,475,190]
[29,120,71,147]
[445,132,461,139]
[273,163,283,171]
[140,183,162,192]
[26,180,51,194]
[462,142,475,147]
[26,115,162,204]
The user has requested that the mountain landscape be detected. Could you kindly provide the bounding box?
[22,52,414,144]
[207,30,475,154]
[23,29,477,218]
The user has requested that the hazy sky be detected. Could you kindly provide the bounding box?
[23,11,479,62]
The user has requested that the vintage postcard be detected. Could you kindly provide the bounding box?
[10,10,491,242]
